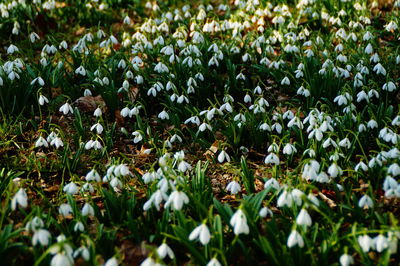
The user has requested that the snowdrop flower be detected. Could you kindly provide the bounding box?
[59,203,73,217]
[355,161,368,172]
[264,153,280,165]
[7,44,19,54]
[25,217,45,232]
[328,163,342,178]
[373,234,389,252]
[63,182,79,195]
[283,143,297,155]
[189,223,211,245]
[264,178,280,190]
[140,257,158,266]
[339,254,354,266]
[86,169,101,182]
[281,76,290,85]
[287,230,304,248]
[165,191,189,210]
[199,122,212,132]
[296,208,312,227]
[226,181,241,194]
[31,77,45,86]
[385,21,398,31]
[277,189,294,208]
[244,94,252,103]
[338,138,351,149]
[259,207,273,218]
[358,195,373,209]
[177,161,192,172]
[75,66,86,76]
[11,188,28,210]
[59,103,74,115]
[207,258,222,266]
[93,108,102,117]
[358,235,372,252]
[73,247,90,262]
[382,81,396,92]
[143,190,168,211]
[74,222,85,232]
[32,229,51,246]
[90,123,103,134]
[373,63,386,75]
[157,243,174,259]
[158,110,169,120]
[367,119,378,129]
[217,150,230,163]
[110,178,123,190]
[388,163,400,176]
[35,136,49,148]
[30,32,40,43]
[50,253,73,266]
[38,94,49,106]
[132,131,143,143]
[81,203,95,216]
[230,209,249,235]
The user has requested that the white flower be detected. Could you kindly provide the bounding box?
[75,66,86,76]
[132,131,143,143]
[230,209,249,235]
[51,253,73,266]
[287,230,304,248]
[7,44,19,54]
[388,163,400,176]
[140,257,157,266]
[63,182,78,195]
[26,217,44,232]
[264,153,280,165]
[74,247,90,261]
[207,258,222,266]
[281,76,290,85]
[165,191,189,210]
[259,207,273,218]
[373,234,389,252]
[30,32,40,43]
[277,189,294,208]
[226,181,241,194]
[189,223,211,245]
[385,21,398,31]
[328,163,342,178]
[59,103,74,115]
[382,81,396,92]
[217,150,230,163]
[358,235,372,252]
[339,254,354,266]
[358,195,373,209]
[264,178,280,190]
[143,189,168,211]
[74,222,85,232]
[86,169,101,182]
[104,257,119,266]
[177,161,192,172]
[158,110,169,120]
[59,203,73,217]
[157,243,174,259]
[35,136,49,148]
[93,108,102,117]
[39,95,49,105]
[11,188,28,210]
[296,209,312,227]
[81,203,95,216]
[32,229,51,246]
[283,143,297,155]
